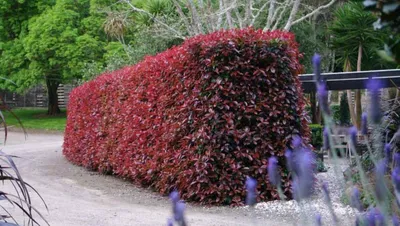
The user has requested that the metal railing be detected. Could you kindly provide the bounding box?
[299,69,400,92]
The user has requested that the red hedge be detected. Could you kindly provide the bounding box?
[63,28,310,205]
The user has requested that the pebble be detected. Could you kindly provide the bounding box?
[250,159,357,225]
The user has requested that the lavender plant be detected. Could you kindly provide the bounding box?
[168,191,187,226]
[265,54,399,225]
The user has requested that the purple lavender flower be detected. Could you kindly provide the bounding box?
[285,149,293,172]
[268,157,280,187]
[366,208,384,226]
[170,191,180,218]
[317,81,330,115]
[385,143,391,162]
[367,78,383,123]
[167,218,173,226]
[395,153,400,169]
[174,201,186,224]
[392,167,400,193]
[315,213,322,226]
[245,177,257,206]
[349,126,358,146]
[170,191,180,204]
[292,135,302,149]
[375,160,388,202]
[292,178,300,202]
[350,187,363,211]
[361,112,368,135]
[292,149,316,200]
[393,216,400,226]
[312,54,321,82]
[323,127,330,151]
[322,181,331,203]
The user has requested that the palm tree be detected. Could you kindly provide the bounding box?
[329,2,387,129]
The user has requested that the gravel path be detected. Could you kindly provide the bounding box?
[0,131,355,226]
[255,158,356,225]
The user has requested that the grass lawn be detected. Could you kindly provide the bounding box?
[1,108,66,131]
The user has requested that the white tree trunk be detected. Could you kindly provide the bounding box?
[266,0,276,29]
[283,0,301,31]
[188,0,204,34]
[290,0,337,27]
[223,0,234,29]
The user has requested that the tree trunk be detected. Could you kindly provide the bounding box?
[344,58,357,126]
[355,43,363,129]
[46,79,61,115]
[283,0,301,31]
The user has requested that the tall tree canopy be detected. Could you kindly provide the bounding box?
[0,0,109,114]
[329,1,391,128]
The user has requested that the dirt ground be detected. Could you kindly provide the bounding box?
[1,131,296,226]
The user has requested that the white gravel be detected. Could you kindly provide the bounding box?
[1,131,358,226]
[254,158,357,226]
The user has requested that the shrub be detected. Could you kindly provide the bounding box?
[331,104,340,124]
[63,28,310,205]
[339,92,351,126]
[309,124,323,149]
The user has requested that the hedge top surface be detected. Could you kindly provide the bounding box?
[64,28,310,205]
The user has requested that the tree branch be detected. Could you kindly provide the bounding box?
[217,0,224,30]
[283,0,301,31]
[172,0,194,36]
[290,0,337,27]
[199,0,213,33]
[187,0,204,34]
[234,7,244,28]
[266,0,276,29]
[120,0,185,39]
[268,0,290,31]
[250,0,270,26]
[223,0,234,29]
[243,0,252,27]
[251,0,271,26]
[271,0,291,29]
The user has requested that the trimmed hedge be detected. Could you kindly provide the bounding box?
[63,28,310,205]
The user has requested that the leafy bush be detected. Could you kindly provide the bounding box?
[309,124,323,149]
[330,93,351,126]
[309,124,327,173]
[64,28,310,205]
[339,92,351,126]
[331,104,340,124]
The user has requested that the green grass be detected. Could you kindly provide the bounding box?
[1,108,66,131]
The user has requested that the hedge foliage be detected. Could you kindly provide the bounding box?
[63,28,310,205]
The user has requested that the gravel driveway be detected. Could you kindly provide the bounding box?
[0,131,354,226]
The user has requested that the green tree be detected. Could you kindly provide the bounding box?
[329,2,388,128]
[339,92,350,126]
[0,0,54,41]
[0,0,55,97]
[1,0,107,114]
